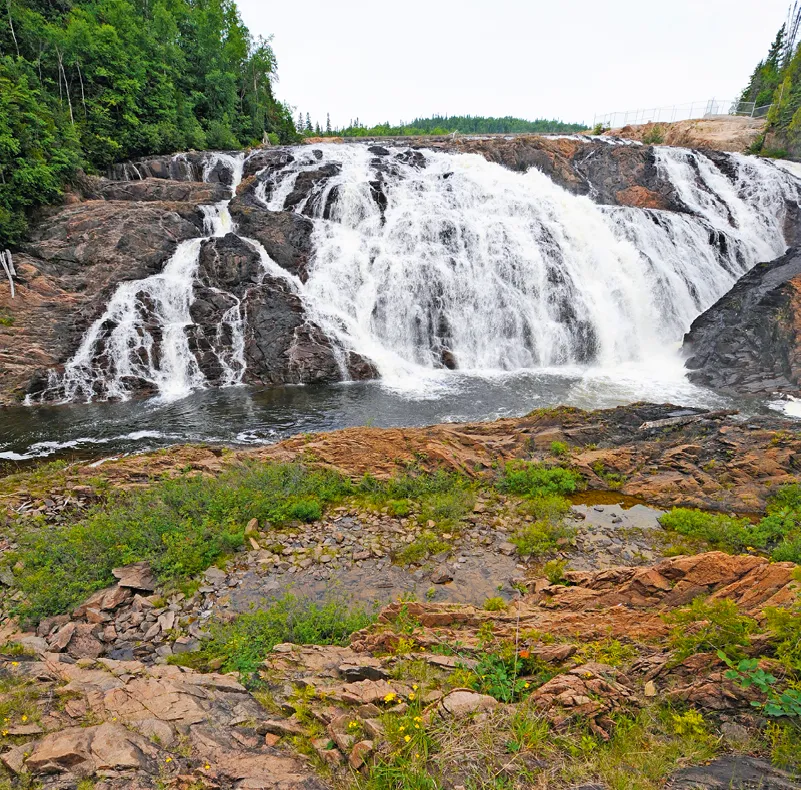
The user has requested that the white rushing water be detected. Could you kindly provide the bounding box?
[259,144,798,389]
[51,153,246,402]
[44,141,801,405]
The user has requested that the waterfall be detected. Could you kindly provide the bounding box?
[42,140,801,404]
[259,144,799,382]
[50,153,247,403]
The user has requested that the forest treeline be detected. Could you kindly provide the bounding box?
[0,0,297,247]
[741,4,801,157]
[294,113,587,138]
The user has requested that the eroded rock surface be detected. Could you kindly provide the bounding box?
[683,247,801,396]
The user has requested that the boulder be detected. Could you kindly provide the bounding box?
[683,247,801,396]
[438,690,498,717]
[112,562,157,592]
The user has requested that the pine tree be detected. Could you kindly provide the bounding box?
[305,113,312,133]
[326,113,332,135]
[315,122,321,135]
[297,111,304,133]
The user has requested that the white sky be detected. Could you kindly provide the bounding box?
[238,0,790,128]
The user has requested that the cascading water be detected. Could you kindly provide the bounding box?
[49,153,247,402]
[259,144,799,386]
[43,140,801,405]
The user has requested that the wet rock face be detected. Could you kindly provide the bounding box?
[190,234,375,387]
[682,247,801,396]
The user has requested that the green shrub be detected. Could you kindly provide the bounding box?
[512,520,573,557]
[170,594,375,681]
[664,598,757,661]
[483,596,507,612]
[8,462,354,623]
[659,508,753,554]
[660,486,801,563]
[393,532,449,566]
[542,558,568,585]
[550,441,570,458]
[498,462,582,498]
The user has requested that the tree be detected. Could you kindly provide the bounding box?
[0,0,300,247]
[326,113,331,135]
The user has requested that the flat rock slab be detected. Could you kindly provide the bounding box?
[667,756,800,789]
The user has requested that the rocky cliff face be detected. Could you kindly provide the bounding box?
[683,248,801,396]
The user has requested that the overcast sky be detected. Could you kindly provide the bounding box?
[238,0,790,128]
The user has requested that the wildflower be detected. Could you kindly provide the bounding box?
[519,649,530,659]
[414,724,420,729]
[408,692,416,700]
[404,735,411,743]
[347,720,360,730]
[20,716,27,722]
[10,662,18,668]
[399,725,405,732]
[204,764,211,770]
[412,684,418,690]
[1,731,7,737]
[165,757,172,763]
[524,682,530,689]
[414,716,422,723]
[383,692,397,703]
[746,546,755,552]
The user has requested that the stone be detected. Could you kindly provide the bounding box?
[430,565,453,585]
[439,690,498,717]
[112,562,156,592]
[667,755,800,790]
[349,739,374,770]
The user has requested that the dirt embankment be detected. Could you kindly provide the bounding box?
[603,117,766,152]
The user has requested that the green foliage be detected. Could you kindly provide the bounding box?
[720,652,801,723]
[330,114,587,139]
[664,598,757,661]
[470,651,553,703]
[659,485,801,563]
[0,0,298,246]
[483,596,507,612]
[497,461,582,498]
[393,532,449,566]
[170,593,375,680]
[641,124,665,145]
[549,441,570,458]
[765,568,801,672]
[511,518,572,557]
[659,508,754,553]
[7,462,352,623]
[358,469,475,528]
[541,558,568,585]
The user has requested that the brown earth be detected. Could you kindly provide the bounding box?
[603,117,766,153]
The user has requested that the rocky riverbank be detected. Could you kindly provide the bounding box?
[1,405,801,788]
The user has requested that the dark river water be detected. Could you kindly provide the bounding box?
[4,361,790,469]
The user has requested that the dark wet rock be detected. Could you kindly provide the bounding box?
[667,756,800,789]
[683,247,801,396]
[229,193,314,281]
[85,177,230,205]
[190,235,376,386]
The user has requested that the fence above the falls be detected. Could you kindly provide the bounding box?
[592,98,772,129]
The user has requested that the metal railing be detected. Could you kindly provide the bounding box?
[593,98,772,129]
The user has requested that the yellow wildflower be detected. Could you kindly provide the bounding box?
[165,757,172,763]
[524,682,530,689]
[404,735,411,743]
[408,692,416,700]
[383,692,396,703]
[414,724,420,729]
[412,684,418,690]
[21,716,27,722]
[204,764,211,770]
[10,662,18,668]
[399,725,405,732]
[2,731,7,737]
